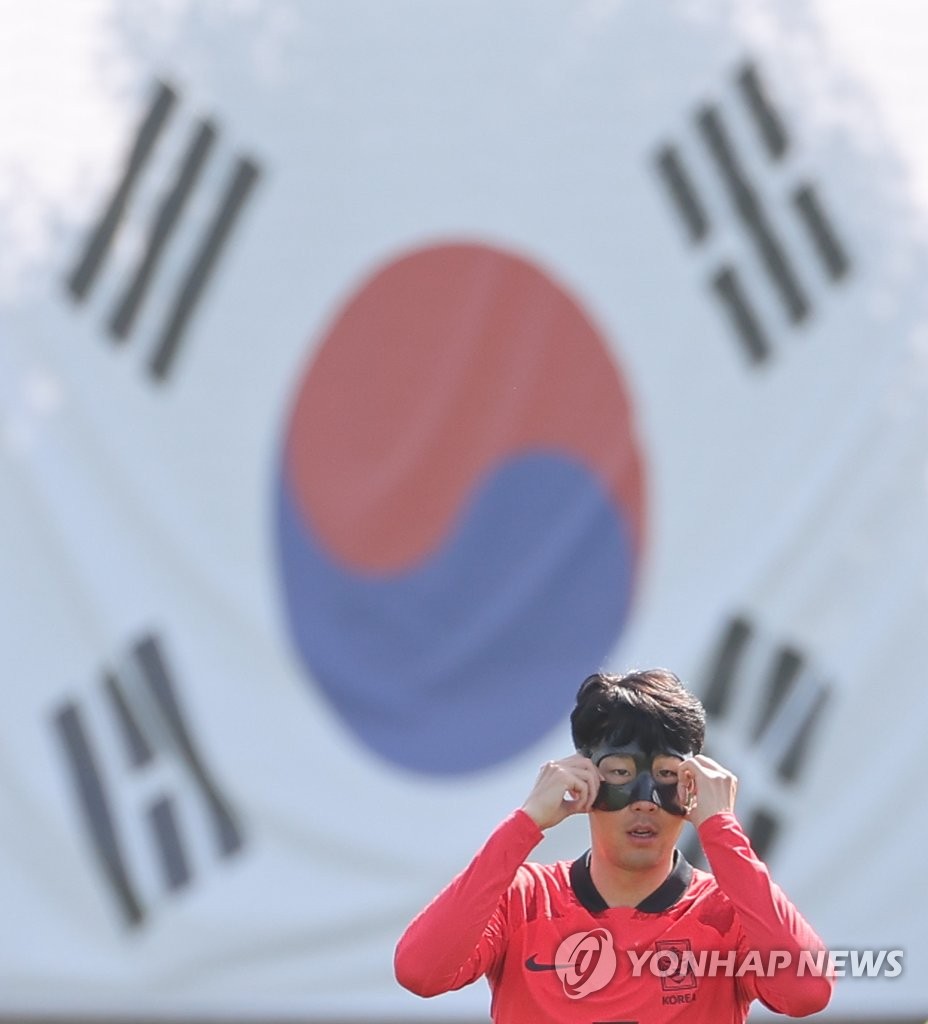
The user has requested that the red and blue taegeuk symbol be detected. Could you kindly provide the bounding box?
[276,242,646,774]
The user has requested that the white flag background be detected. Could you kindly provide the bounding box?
[1,0,927,1020]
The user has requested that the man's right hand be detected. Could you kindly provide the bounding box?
[521,754,601,829]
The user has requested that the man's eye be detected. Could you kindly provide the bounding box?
[607,769,631,780]
[657,769,679,780]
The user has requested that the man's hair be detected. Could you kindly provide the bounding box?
[570,668,706,756]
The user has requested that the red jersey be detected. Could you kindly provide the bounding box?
[395,810,832,1022]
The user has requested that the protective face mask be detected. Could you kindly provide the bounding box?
[583,738,692,814]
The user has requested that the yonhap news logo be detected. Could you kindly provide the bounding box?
[525,928,618,999]
[524,936,903,1000]
[624,947,903,981]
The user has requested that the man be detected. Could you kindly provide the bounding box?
[395,668,833,1022]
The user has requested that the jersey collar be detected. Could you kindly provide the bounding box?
[569,847,693,914]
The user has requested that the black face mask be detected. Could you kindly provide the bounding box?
[582,738,691,815]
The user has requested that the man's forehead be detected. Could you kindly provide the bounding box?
[598,738,648,757]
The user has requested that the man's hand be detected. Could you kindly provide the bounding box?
[679,754,738,826]
[521,755,601,830]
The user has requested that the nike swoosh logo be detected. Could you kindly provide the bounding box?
[524,954,573,972]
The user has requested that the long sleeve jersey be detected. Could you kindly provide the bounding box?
[395,810,833,1023]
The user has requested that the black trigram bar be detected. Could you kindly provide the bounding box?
[698,104,810,325]
[655,145,710,243]
[682,798,780,866]
[54,701,146,926]
[736,61,789,161]
[147,795,191,891]
[792,183,850,281]
[745,807,779,861]
[109,119,217,341]
[701,615,754,717]
[148,156,261,381]
[711,265,770,363]
[67,81,178,301]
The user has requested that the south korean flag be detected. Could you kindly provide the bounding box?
[0,1,927,1020]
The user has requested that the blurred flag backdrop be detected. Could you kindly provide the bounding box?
[0,1,926,1020]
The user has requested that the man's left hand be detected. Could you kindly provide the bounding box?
[678,754,737,826]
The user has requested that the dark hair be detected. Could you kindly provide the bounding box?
[570,669,705,756]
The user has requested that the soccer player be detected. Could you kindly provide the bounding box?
[395,668,833,1022]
